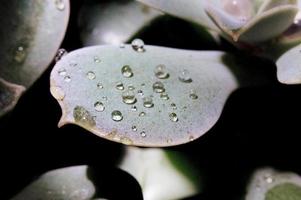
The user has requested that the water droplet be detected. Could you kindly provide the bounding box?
[121,65,133,78]
[169,113,178,122]
[264,174,274,184]
[86,71,96,80]
[55,49,67,62]
[179,69,192,83]
[131,38,145,52]
[64,76,71,82]
[14,46,26,63]
[94,101,105,112]
[132,126,137,132]
[139,112,146,117]
[153,81,165,93]
[119,43,125,48]
[154,64,169,79]
[122,90,136,104]
[222,0,253,21]
[189,135,195,141]
[143,96,154,108]
[171,103,177,110]
[141,83,146,87]
[128,85,135,91]
[55,0,65,11]
[111,110,123,122]
[137,90,144,96]
[70,62,77,67]
[73,106,96,127]
[140,131,146,137]
[189,89,198,99]
[97,83,103,89]
[102,96,108,101]
[58,68,67,76]
[131,106,137,111]
[50,86,65,100]
[116,82,124,90]
[94,56,101,63]
[160,92,169,100]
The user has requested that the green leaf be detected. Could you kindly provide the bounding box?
[79,0,162,46]
[119,147,202,200]
[50,44,245,146]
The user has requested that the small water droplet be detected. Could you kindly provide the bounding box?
[167,138,173,143]
[169,113,178,122]
[111,110,123,122]
[58,68,67,76]
[55,49,67,62]
[70,62,77,67]
[171,103,177,110]
[102,96,108,101]
[94,56,101,63]
[154,64,169,79]
[116,82,124,90]
[86,71,96,80]
[160,92,169,100]
[14,46,26,63]
[139,112,146,117]
[189,89,198,99]
[55,0,65,11]
[131,38,145,52]
[97,83,103,89]
[179,69,192,83]
[64,76,71,82]
[128,85,135,91]
[189,135,195,141]
[121,65,133,78]
[50,86,65,100]
[140,131,146,137]
[137,90,144,96]
[73,106,96,127]
[122,90,136,104]
[264,174,274,184]
[131,106,137,111]
[119,43,125,48]
[94,101,105,112]
[132,126,137,132]
[141,83,145,87]
[143,96,154,108]
[153,81,165,93]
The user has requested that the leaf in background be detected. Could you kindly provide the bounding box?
[0,0,70,116]
[245,168,301,200]
[49,43,247,146]
[79,0,162,46]
[119,147,202,200]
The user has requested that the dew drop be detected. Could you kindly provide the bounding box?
[97,83,103,89]
[64,76,71,82]
[139,112,146,117]
[179,69,192,83]
[121,65,133,78]
[264,174,274,184]
[128,85,135,91]
[14,46,26,63]
[102,96,108,101]
[171,103,177,110]
[94,56,101,63]
[154,64,169,79]
[140,131,146,137]
[131,106,137,112]
[132,126,137,132]
[119,43,125,48]
[137,90,144,96]
[160,92,169,100]
[189,89,198,99]
[73,106,96,127]
[50,86,65,100]
[143,96,154,108]
[116,82,124,90]
[55,49,67,62]
[189,135,195,141]
[94,101,105,112]
[141,83,146,87]
[131,38,145,52]
[111,110,123,122]
[58,68,67,76]
[55,0,65,11]
[169,113,178,122]
[153,81,165,93]
[122,90,136,104]
[86,71,96,80]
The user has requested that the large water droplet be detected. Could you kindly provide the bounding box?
[55,0,65,11]
[58,68,67,76]
[94,56,101,63]
[50,86,65,100]
[64,76,71,82]
[14,46,26,63]
[153,81,165,93]
[111,110,123,122]
[116,82,124,90]
[154,64,169,79]
[122,90,136,104]
[169,113,178,122]
[73,106,96,127]
[94,101,105,112]
[86,71,96,80]
[160,92,169,100]
[121,65,133,78]
[179,69,192,83]
[55,49,67,62]
[140,131,146,137]
[132,126,137,132]
[131,39,145,52]
[189,89,198,99]
[143,96,154,108]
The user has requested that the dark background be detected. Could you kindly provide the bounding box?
[1,1,301,199]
